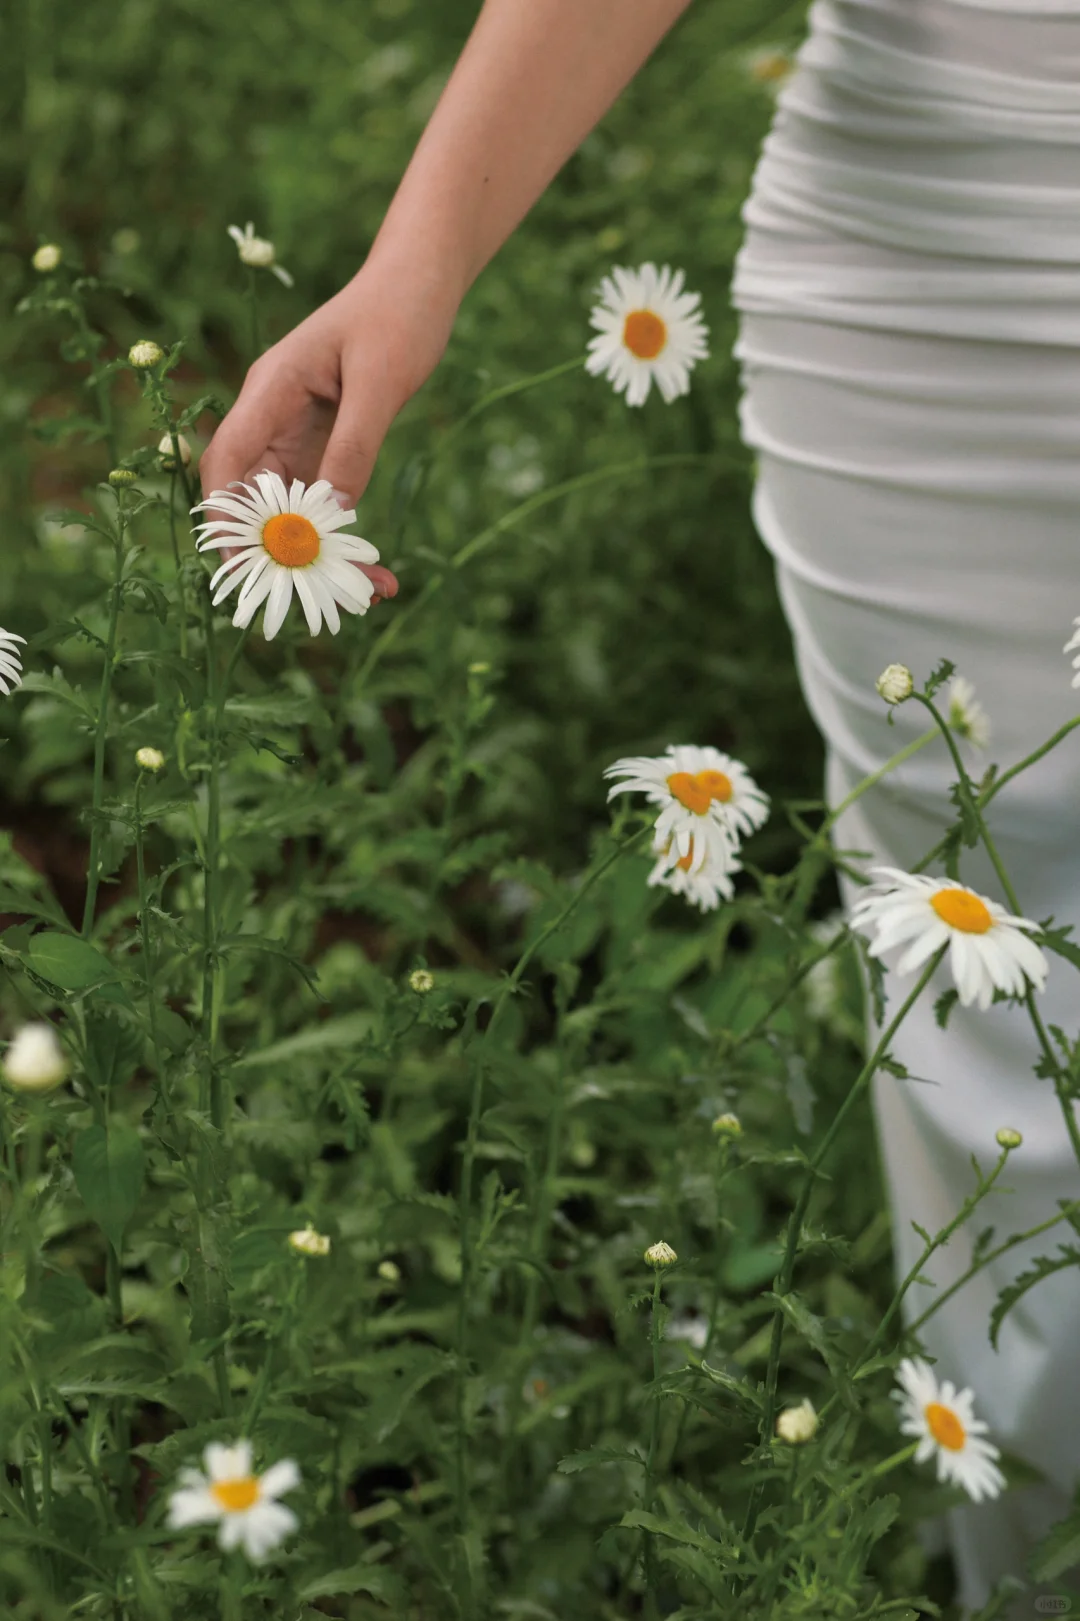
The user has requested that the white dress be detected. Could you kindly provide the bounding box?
[731,0,1080,1610]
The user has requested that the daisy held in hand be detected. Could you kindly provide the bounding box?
[850,867,1048,1012]
[605,744,769,875]
[165,1439,300,1561]
[586,263,709,406]
[893,1357,1005,1503]
[191,472,381,641]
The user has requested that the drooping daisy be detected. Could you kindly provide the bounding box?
[946,676,990,749]
[585,263,709,407]
[0,629,26,696]
[606,744,769,872]
[893,1357,1005,1503]
[647,832,740,912]
[1064,617,1080,688]
[191,473,380,641]
[849,867,1047,1011]
[227,222,293,287]
[165,1440,300,1562]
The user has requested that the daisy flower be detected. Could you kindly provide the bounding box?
[1064,616,1080,687]
[605,744,769,873]
[165,1439,300,1562]
[849,867,1047,1012]
[893,1357,1005,1503]
[585,263,709,407]
[191,473,380,641]
[946,676,990,749]
[227,222,293,287]
[0,629,26,696]
[647,831,740,912]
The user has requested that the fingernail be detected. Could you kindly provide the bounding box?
[330,487,354,510]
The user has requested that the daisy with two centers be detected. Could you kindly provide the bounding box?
[850,867,1047,1011]
[165,1440,300,1561]
[191,473,381,641]
[0,629,25,696]
[893,1357,1005,1502]
[586,263,709,407]
[606,744,769,875]
[647,832,741,913]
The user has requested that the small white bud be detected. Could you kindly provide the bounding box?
[32,244,62,273]
[409,968,434,995]
[644,1240,677,1269]
[712,1112,742,1137]
[996,1126,1023,1150]
[776,1397,818,1444]
[157,432,192,468]
[876,664,913,705]
[135,747,165,772]
[2,1023,69,1092]
[128,340,163,369]
[288,1224,330,1257]
[377,1260,401,1283]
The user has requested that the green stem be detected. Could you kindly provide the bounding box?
[81,493,128,936]
[909,1196,1080,1337]
[642,1266,665,1618]
[134,772,169,1107]
[817,727,938,840]
[167,468,190,663]
[742,949,944,1546]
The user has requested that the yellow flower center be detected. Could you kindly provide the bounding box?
[623,309,667,360]
[211,1474,260,1513]
[925,1402,966,1451]
[262,513,320,567]
[666,769,734,816]
[751,52,793,82]
[930,888,993,934]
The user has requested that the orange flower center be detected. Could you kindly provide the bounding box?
[925,1402,966,1452]
[623,309,667,360]
[666,769,734,816]
[676,846,695,873]
[211,1475,260,1513]
[930,888,993,934]
[262,512,320,567]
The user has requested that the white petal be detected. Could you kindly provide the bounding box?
[261,567,294,641]
[166,1486,221,1528]
[258,1458,301,1499]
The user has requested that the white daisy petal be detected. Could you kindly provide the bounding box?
[258,1459,301,1499]
[892,1357,1003,1503]
[166,1485,220,1528]
[586,263,709,409]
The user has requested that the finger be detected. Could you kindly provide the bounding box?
[315,366,393,507]
[356,563,399,601]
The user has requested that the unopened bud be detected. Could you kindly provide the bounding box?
[996,1127,1023,1151]
[32,244,62,273]
[876,664,913,705]
[157,432,192,469]
[776,1397,818,1444]
[377,1260,401,1283]
[409,968,434,995]
[712,1112,742,1137]
[288,1224,330,1257]
[644,1240,677,1269]
[136,747,165,772]
[128,340,163,369]
[2,1023,69,1093]
[108,468,138,488]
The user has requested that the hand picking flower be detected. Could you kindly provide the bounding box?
[191,472,381,641]
[605,744,769,874]
[227,222,294,287]
[893,1357,1005,1502]
[586,263,709,406]
[165,1440,300,1561]
[849,867,1047,1011]
[0,628,26,696]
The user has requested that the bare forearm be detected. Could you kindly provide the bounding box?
[362,0,694,316]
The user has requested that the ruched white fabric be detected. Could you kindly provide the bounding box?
[730,1,1080,1612]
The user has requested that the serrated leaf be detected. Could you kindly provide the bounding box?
[557,1446,645,1475]
[990,1245,1080,1349]
[297,1563,404,1604]
[1029,1506,1080,1583]
[234,1011,377,1069]
[72,1122,145,1251]
[216,933,326,1001]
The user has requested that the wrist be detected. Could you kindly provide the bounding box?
[340,248,463,411]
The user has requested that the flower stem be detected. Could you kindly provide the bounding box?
[167,468,190,663]
[81,491,128,936]
[642,1266,665,1618]
[134,772,169,1107]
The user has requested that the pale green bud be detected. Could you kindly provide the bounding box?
[644,1241,677,1269]
[128,340,163,369]
[32,244,62,273]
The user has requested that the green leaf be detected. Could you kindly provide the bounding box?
[216,932,327,1001]
[556,1446,645,1475]
[1029,1504,1080,1583]
[296,1563,404,1604]
[990,1245,1080,1349]
[234,1011,377,1069]
[27,931,118,990]
[72,1123,145,1251]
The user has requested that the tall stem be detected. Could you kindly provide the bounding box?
[81,494,127,936]
[642,1266,666,1619]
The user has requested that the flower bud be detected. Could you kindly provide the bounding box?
[2,1023,69,1092]
[996,1126,1023,1151]
[108,468,138,488]
[409,968,434,995]
[136,747,165,772]
[468,661,491,676]
[712,1112,742,1137]
[128,340,163,369]
[644,1240,677,1269]
[32,244,62,273]
[377,1260,401,1283]
[776,1397,818,1444]
[876,664,913,705]
[157,432,192,469]
[288,1224,330,1258]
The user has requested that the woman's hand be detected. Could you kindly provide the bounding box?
[196,266,453,598]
